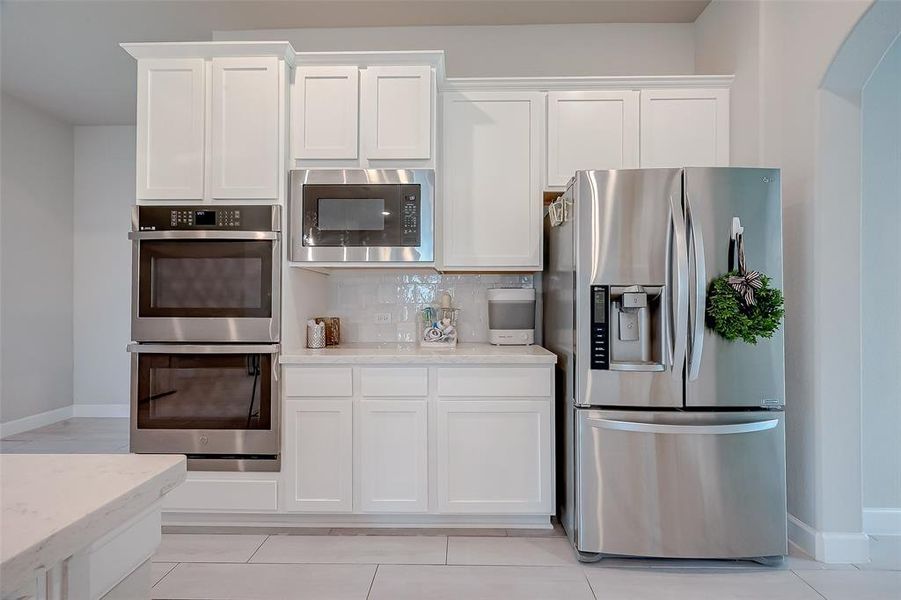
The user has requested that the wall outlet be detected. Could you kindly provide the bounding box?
[375,312,392,323]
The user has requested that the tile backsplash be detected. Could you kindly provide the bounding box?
[325,270,533,343]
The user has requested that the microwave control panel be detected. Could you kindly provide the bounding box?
[135,206,277,231]
[400,185,421,246]
[590,285,610,370]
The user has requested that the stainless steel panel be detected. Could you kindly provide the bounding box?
[129,345,280,461]
[576,409,787,559]
[684,168,785,408]
[289,169,434,263]
[574,170,683,408]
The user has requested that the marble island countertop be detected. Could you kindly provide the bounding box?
[1,453,186,597]
[280,342,557,364]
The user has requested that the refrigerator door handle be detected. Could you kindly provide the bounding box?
[586,417,780,435]
[686,191,706,381]
[669,191,689,373]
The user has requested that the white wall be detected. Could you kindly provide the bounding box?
[860,37,901,521]
[73,126,135,415]
[0,92,74,425]
[215,23,696,76]
[694,0,763,165]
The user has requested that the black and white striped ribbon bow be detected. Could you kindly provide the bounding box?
[727,270,763,307]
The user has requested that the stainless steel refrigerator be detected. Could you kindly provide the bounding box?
[544,168,786,563]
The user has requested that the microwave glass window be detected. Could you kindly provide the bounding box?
[318,198,386,231]
[138,240,272,318]
[136,353,272,430]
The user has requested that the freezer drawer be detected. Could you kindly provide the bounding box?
[576,410,786,559]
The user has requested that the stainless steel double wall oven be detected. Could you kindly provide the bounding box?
[129,205,281,471]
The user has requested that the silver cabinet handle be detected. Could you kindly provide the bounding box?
[686,191,706,381]
[129,231,278,241]
[588,418,779,435]
[669,186,689,373]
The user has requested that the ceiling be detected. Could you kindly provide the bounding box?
[0,0,711,125]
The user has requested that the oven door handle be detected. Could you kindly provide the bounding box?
[128,343,280,354]
[129,231,278,241]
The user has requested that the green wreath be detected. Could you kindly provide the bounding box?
[706,271,784,344]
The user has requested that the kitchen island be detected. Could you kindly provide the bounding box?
[1,454,186,600]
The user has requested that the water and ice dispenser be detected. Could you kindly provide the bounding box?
[590,285,665,372]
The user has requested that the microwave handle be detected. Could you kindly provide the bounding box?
[128,343,280,354]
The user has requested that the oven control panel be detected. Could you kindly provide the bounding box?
[135,206,279,231]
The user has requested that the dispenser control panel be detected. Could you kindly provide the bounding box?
[590,285,609,370]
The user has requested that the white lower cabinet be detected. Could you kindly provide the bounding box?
[283,399,353,512]
[358,399,429,512]
[437,400,552,514]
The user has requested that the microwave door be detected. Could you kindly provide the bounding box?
[303,185,401,247]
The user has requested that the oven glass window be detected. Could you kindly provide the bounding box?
[138,240,272,318]
[136,353,272,430]
[318,198,386,231]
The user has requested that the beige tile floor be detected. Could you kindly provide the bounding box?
[4,418,900,599]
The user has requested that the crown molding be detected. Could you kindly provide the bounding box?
[295,50,446,80]
[440,74,734,92]
[121,41,297,66]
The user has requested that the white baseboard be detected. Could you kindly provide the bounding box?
[863,508,901,535]
[0,405,74,438]
[788,514,870,563]
[73,404,130,418]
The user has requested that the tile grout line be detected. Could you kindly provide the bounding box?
[245,535,270,564]
[584,569,601,600]
[365,564,379,600]
[445,536,449,565]
[788,569,829,600]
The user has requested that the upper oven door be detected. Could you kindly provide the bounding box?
[131,232,280,343]
[290,169,434,264]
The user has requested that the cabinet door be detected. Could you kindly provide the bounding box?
[293,66,359,160]
[437,400,552,514]
[283,399,352,512]
[362,65,431,160]
[547,90,639,187]
[136,58,205,200]
[441,92,543,270]
[640,88,730,168]
[209,57,280,199]
[358,399,428,513]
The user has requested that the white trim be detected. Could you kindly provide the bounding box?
[788,514,870,564]
[72,404,130,418]
[121,41,297,66]
[863,508,901,535]
[296,50,446,81]
[0,406,73,438]
[441,74,734,92]
[163,511,551,529]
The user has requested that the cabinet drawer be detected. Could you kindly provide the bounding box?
[437,367,551,397]
[163,478,278,512]
[361,367,428,397]
[284,367,353,397]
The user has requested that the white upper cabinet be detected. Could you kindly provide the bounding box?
[640,88,730,168]
[136,58,205,200]
[292,66,359,159]
[546,90,639,187]
[361,65,432,160]
[441,91,544,271]
[124,42,293,203]
[209,57,280,200]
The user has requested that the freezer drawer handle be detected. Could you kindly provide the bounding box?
[587,418,779,435]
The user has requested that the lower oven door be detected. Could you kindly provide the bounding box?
[576,409,786,560]
[130,231,280,343]
[129,344,280,470]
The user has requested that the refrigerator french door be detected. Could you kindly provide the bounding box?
[545,168,786,562]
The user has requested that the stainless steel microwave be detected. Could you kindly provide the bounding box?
[289,169,434,263]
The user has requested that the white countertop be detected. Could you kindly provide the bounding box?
[280,342,557,365]
[0,454,186,596]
